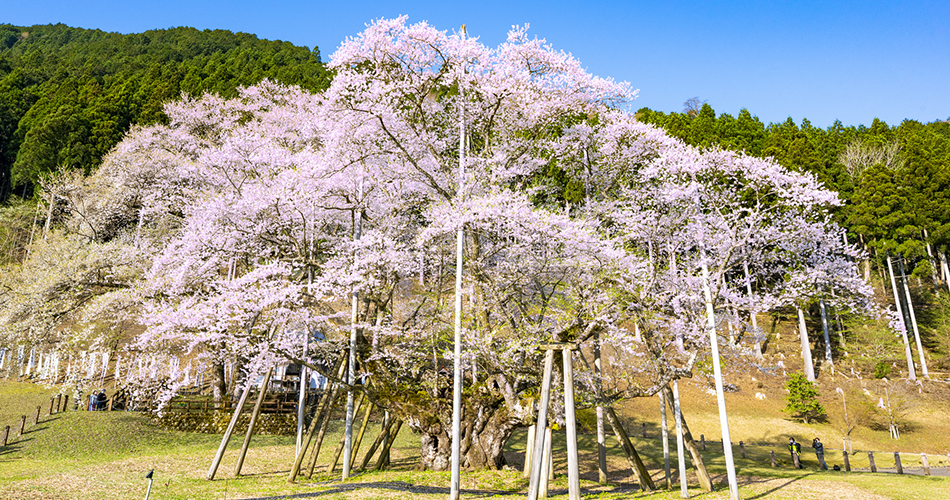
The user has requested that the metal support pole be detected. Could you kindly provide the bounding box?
[562,348,580,500]
[660,391,671,489]
[700,242,739,500]
[449,26,467,500]
[887,253,917,380]
[672,381,689,498]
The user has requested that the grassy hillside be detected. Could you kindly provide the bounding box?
[1,362,948,500]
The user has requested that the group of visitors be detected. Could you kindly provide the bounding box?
[86,390,108,411]
[788,437,828,470]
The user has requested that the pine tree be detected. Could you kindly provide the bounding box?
[783,372,826,424]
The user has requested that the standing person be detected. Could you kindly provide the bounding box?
[788,437,802,468]
[812,437,827,470]
[96,390,107,411]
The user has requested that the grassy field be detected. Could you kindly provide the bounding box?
[1,381,947,500]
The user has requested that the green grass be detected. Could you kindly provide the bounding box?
[1,380,947,499]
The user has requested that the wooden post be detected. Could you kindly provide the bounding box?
[843,450,851,471]
[206,372,256,480]
[524,424,536,478]
[33,405,40,425]
[641,422,647,438]
[868,451,877,473]
[562,347,580,500]
[739,441,746,459]
[894,452,903,474]
[55,394,62,413]
[2,425,9,446]
[308,388,347,478]
[921,453,930,476]
[661,384,713,493]
[540,426,552,499]
[548,427,555,481]
[288,384,334,482]
[62,395,68,412]
[375,419,402,470]
[527,349,556,500]
[48,398,54,416]
[350,402,374,470]
[330,393,364,472]
[700,434,705,451]
[18,415,26,436]
[233,367,274,476]
[770,450,776,467]
[359,412,394,470]
[604,406,655,492]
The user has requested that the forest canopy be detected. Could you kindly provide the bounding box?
[0,23,330,201]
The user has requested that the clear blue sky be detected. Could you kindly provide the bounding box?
[6,0,949,128]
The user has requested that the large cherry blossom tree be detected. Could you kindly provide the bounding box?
[83,17,871,471]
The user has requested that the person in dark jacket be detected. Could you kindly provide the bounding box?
[95,390,108,411]
[812,437,827,470]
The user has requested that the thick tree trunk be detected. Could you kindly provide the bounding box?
[415,404,516,471]
[211,362,227,408]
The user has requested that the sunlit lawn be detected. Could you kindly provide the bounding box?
[0,381,946,499]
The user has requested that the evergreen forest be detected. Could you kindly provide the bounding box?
[0,23,330,202]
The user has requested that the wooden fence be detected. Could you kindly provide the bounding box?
[631,423,948,477]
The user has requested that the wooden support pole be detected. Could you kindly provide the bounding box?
[641,422,647,438]
[374,419,402,470]
[18,415,26,436]
[604,405,655,492]
[868,451,876,473]
[921,453,930,476]
[539,426,552,499]
[700,434,705,451]
[330,393,364,472]
[739,441,746,459]
[359,412,394,470]
[661,384,713,492]
[207,371,257,480]
[288,387,332,482]
[307,385,344,478]
[233,367,274,477]
[62,395,68,412]
[527,349,556,500]
[55,394,62,413]
[524,424,536,478]
[48,398,54,416]
[350,402,374,470]
[894,452,903,474]
[843,450,851,471]
[33,405,41,425]
[2,425,9,446]
[770,450,776,467]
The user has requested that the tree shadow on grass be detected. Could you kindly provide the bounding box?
[241,481,506,499]
[742,473,813,500]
